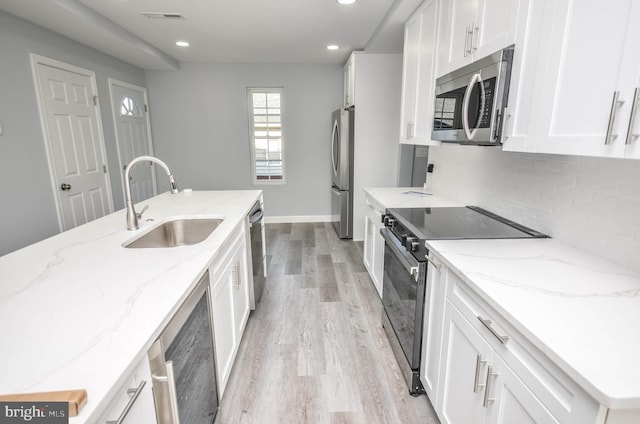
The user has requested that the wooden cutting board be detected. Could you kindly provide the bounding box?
[0,389,87,416]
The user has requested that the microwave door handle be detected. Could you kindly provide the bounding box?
[462,73,485,140]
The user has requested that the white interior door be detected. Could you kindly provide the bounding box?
[109,79,156,205]
[32,55,113,231]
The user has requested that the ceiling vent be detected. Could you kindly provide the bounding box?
[142,12,184,19]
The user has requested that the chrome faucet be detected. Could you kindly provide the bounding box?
[124,156,180,230]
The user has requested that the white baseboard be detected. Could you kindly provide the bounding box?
[264,215,334,224]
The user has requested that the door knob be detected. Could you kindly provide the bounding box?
[60,183,72,191]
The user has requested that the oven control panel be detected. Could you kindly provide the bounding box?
[382,213,428,260]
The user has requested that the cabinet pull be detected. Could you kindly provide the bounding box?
[605,91,624,145]
[477,316,509,344]
[407,121,414,139]
[464,26,472,56]
[473,354,488,393]
[483,366,498,407]
[471,25,479,52]
[232,264,240,289]
[626,87,640,145]
[105,380,146,424]
[425,254,441,271]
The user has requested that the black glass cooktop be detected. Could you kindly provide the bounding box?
[387,206,548,240]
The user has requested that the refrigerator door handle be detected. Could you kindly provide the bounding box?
[331,119,339,176]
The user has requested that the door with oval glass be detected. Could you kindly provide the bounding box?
[109,79,157,204]
[32,55,114,231]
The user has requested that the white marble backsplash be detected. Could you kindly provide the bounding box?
[427,145,640,274]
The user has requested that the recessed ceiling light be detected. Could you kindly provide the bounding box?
[327,45,340,50]
[176,41,190,47]
[338,0,356,4]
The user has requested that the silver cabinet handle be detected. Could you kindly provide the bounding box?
[471,25,479,52]
[605,91,624,145]
[407,121,414,139]
[473,354,487,393]
[462,73,485,140]
[626,87,640,145]
[464,26,473,56]
[483,365,498,407]
[106,380,146,424]
[232,263,240,289]
[425,254,441,271]
[477,316,509,344]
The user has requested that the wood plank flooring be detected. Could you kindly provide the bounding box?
[216,223,440,424]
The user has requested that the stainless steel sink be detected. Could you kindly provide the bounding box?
[124,218,224,248]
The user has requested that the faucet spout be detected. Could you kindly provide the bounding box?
[124,156,180,230]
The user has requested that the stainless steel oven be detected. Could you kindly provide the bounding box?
[380,226,428,396]
[148,272,218,424]
[380,206,548,396]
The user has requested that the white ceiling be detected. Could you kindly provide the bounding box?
[0,0,422,70]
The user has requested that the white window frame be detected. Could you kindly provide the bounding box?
[247,87,286,185]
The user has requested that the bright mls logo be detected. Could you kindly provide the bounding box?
[0,402,68,423]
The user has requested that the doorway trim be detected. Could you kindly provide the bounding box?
[107,78,157,201]
[30,54,114,232]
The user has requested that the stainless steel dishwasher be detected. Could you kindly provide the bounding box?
[248,200,266,308]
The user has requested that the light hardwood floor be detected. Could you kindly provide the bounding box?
[216,223,440,424]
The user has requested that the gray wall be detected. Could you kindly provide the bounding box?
[145,63,343,218]
[0,11,146,256]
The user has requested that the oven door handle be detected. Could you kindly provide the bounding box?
[381,228,420,280]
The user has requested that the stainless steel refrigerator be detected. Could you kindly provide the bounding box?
[331,107,354,239]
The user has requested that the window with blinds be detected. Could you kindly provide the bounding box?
[248,88,285,184]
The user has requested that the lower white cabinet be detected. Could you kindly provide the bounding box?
[98,357,157,423]
[210,226,251,398]
[432,261,607,424]
[363,194,385,297]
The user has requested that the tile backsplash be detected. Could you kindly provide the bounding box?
[427,145,640,274]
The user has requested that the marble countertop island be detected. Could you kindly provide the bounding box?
[427,238,640,410]
[0,190,261,422]
[364,186,463,209]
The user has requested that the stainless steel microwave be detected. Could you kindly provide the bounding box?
[432,47,514,145]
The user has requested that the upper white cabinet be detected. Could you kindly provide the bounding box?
[503,0,640,159]
[436,0,520,77]
[344,54,356,107]
[399,0,441,146]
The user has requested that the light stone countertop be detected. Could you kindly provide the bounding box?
[364,186,463,209]
[426,238,640,410]
[0,190,261,422]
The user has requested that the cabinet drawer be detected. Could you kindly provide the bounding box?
[97,358,156,424]
[446,271,579,423]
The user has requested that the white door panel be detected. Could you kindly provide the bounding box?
[34,57,113,231]
[109,79,156,204]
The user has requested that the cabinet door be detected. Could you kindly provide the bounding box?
[420,258,447,403]
[473,0,519,61]
[438,300,493,424]
[232,242,251,342]
[437,0,478,76]
[211,263,237,397]
[529,0,634,157]
[344,54,356,106]
[485,355,560,424]
[620,4,640,159]
[98,358,157,423]
[399,10,421,143]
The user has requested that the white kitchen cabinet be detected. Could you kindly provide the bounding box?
[435,263,602,424]
[503,1,640,159]
[344,54,356,107]
[363,193,385,297]
[210,225,251,398]
[97,357,157,423]
[399,0,441,146]
[420,255,447,405]
[436,0,520,77]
